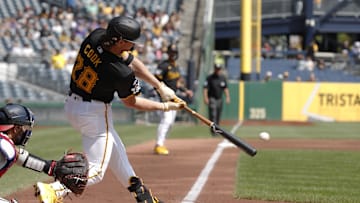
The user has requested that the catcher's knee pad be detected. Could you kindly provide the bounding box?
[127,176,162,203]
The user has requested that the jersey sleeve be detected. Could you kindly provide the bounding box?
[115,74,142,98]
[222,76,228,88]
[107,61,142,99]
[120,52,134,65]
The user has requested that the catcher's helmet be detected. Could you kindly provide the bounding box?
[106,16,141,43]
[0,103,34,146]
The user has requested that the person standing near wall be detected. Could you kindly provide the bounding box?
[203,63,230,136]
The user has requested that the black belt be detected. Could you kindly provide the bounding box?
[68,90,92,102]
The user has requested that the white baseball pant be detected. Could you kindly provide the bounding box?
[64,93,136,187]
[156,110,177,146]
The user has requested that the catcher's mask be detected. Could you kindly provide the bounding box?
[0,103,35,146]
[106,16,141,45]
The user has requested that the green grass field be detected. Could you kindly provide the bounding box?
[234,122,360,203]
[1,122,359,202]
[237,150,360,203]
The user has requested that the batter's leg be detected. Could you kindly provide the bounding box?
[108,123,161,202]
[82,133,114,186]
[108,128,137,187]
[64,101,114,186]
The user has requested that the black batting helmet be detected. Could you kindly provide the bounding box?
[167,44,178,54]
[106,16,141,43]
[0,103,34,146]
[167,43,179,60]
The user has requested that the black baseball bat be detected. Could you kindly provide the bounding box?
[183,106,257,156]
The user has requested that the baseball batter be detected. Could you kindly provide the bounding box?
[154,44,193,155]
[35,16,184,203]
[0,103,65,203]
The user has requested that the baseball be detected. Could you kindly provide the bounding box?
[259,132,270,141]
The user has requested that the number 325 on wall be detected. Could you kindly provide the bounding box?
[249,107,266,120]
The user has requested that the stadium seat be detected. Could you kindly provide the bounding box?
[225,58,360,82]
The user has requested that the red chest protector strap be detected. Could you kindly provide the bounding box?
[0,133,17,177]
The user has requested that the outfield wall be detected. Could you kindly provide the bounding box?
[3,81,359,125]
[0,102,134,126]
[222,81,360,122]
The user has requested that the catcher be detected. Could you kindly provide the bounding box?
[0,103,88,203]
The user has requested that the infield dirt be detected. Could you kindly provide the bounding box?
[8,138,359,203]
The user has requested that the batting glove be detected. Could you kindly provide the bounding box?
[163,101,185,111]
[171,95,186,104]
[156,82,176,102]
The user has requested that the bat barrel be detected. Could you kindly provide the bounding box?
[183,105,257,157]
[215,125,257,156]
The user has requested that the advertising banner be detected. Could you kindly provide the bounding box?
[282,82,360,122]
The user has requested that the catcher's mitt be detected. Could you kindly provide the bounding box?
[53,152,89,195]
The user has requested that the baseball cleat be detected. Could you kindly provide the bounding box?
[128,176,163,203]
[154,145,169,155]
[34,182,62,203]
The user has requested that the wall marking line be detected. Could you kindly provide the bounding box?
[301,82,334,122]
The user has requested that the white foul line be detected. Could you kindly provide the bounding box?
[181,143,225,203]
[181,120,242,203]
[231,120,243,134]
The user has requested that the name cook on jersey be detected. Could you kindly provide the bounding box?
[84,44,102,67]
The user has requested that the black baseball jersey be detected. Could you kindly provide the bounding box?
[154,60,181,91]
[203,73,228,99]
[70,28,141,103]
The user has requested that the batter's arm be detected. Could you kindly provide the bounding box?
[123,53,161,89]
[121,95,184,111]
[125,55,177,101]
[122,95,164,111]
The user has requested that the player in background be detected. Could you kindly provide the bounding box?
[153,44,193,155]
[0,103,66,203]
[34,16,185,203]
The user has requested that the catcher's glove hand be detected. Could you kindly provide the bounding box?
[53,152,89,195]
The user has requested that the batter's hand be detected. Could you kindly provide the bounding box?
[171,95,186,104]
[156,82,176,101]
[163,101,185,111]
